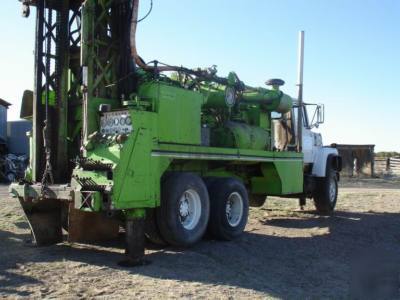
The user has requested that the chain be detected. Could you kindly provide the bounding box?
[41,121,54,195]
[40,1,55,195]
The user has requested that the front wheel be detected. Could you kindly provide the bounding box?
[313,168,338,215]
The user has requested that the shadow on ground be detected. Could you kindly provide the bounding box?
[1,209,400,298]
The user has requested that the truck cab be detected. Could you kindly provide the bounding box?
[273,101,342,211]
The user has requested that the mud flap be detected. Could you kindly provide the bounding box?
[18,197,63,246]
[67,204,120,243]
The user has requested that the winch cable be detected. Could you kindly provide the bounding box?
[41,1,54,194]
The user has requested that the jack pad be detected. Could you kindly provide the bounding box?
[117,258,151,268]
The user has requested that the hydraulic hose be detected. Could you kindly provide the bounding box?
[129,0,252,92]
[129,0,235,86]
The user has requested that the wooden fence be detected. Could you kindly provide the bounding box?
[374,157,400,176]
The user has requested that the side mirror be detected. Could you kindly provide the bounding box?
[317,104,325,125]
[309,104,324,129]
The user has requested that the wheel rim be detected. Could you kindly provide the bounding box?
[178,189,202,230]
[329,176,337,204]
[226,192,244,227]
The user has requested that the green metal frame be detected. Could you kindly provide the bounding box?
[78,80,303,212]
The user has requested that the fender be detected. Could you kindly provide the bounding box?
[312,147,342,177]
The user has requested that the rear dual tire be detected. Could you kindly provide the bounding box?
[156,172,210,247]
[206,178,249,240]
[156,174,249,247]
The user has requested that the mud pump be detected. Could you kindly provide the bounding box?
[11,0,341,265]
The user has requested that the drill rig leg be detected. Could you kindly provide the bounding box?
[118,209,149,267]
[299,197,306,210]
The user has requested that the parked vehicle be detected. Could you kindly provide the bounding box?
[10,0,341,265]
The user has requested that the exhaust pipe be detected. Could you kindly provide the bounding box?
[297,30,305,152]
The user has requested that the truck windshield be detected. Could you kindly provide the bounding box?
[292,106,309,128]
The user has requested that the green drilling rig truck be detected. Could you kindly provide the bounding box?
[11,0,341,265]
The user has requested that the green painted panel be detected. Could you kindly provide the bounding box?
[257,161,303,195]
[250,160,303,196]
[112,111,170,209]
[273,161,303,194]
[251,163,282,195]
[140,82,203,145]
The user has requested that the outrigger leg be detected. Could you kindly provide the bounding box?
[299,197,306,210]
[118,209,149,267]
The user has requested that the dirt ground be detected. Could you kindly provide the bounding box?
[1,177,399,299]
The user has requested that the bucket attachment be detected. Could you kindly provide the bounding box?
[18,197,63,246]
[19,197,119,245]
[67,204,120,243]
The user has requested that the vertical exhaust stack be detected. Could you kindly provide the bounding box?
[297,30,305,152]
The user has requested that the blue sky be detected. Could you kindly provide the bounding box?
[0,0,399,151]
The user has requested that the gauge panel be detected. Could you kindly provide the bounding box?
[100,110,133,135]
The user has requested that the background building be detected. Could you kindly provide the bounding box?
[332,144,375,177]
[7,120,32,156]
[0,98,11,154]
